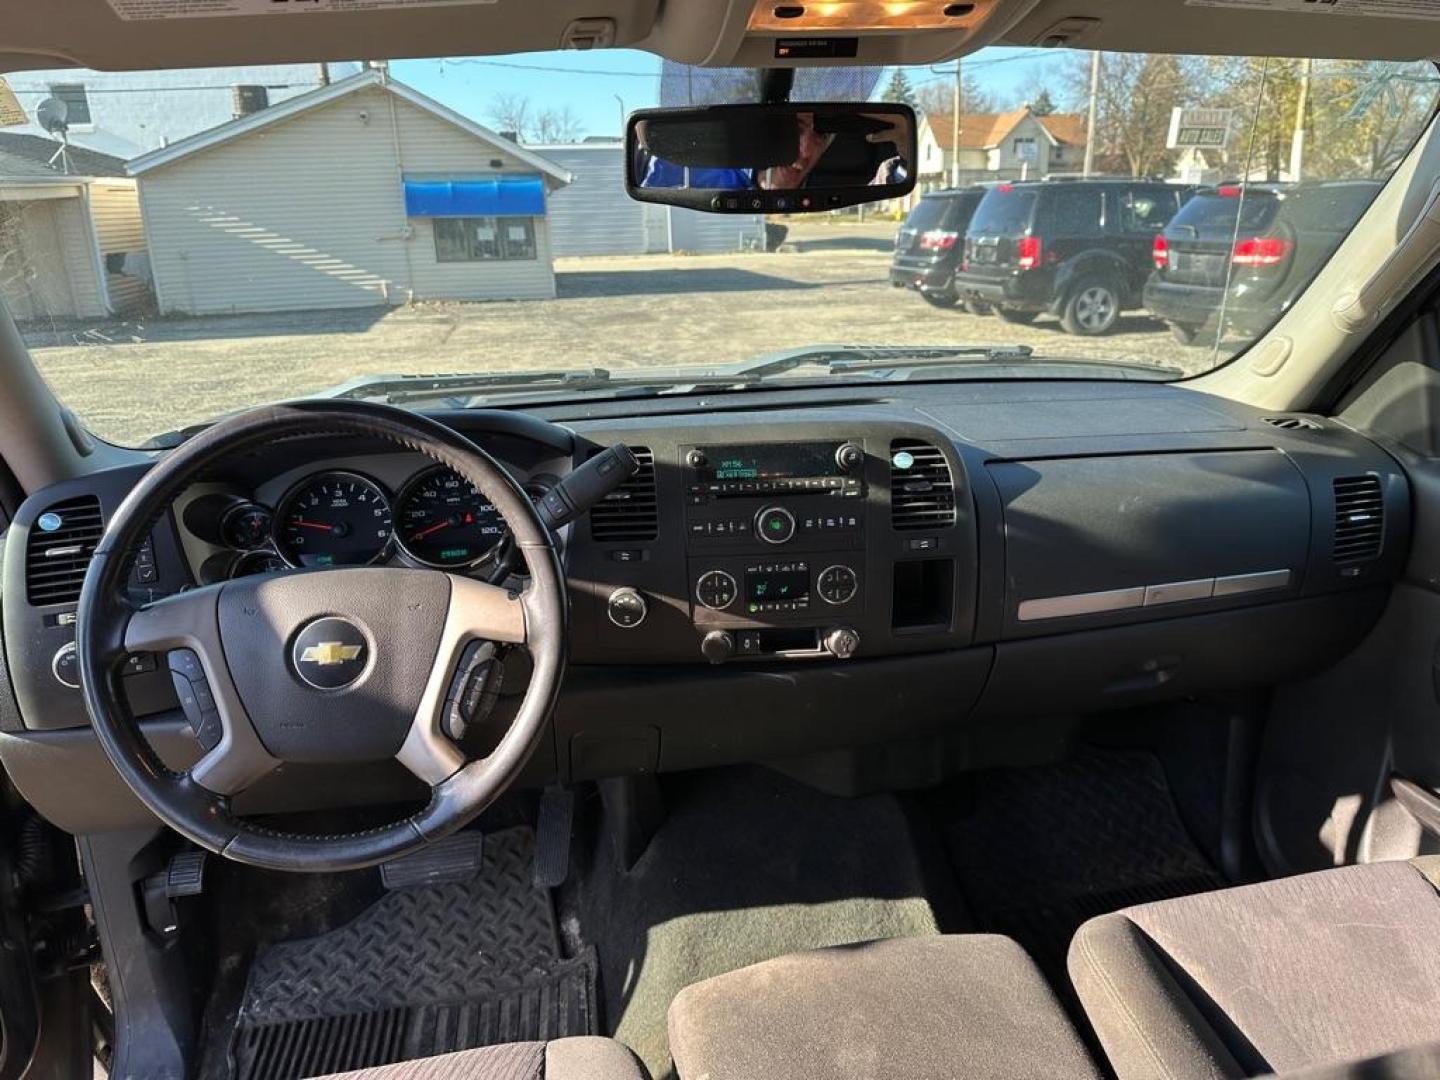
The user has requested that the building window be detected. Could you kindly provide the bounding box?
[48,84,91,126]
[1012,136,1037,164]
[433,217,537,262]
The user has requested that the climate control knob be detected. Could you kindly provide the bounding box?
[824,627,861,660]
[755,506,796,545]
[701,630,735,665]
[695,570,738,610]
[606,587,648,629]
[817,564,859,605]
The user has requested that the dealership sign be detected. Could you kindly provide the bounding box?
[1166,107,1234,149]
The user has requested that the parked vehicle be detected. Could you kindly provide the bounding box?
[1144,180,1383,344]
[889,187,988,311]
[954,179,1190,335]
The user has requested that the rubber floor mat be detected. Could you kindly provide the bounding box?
[936,750,1225,980]
[230,827,597,1080]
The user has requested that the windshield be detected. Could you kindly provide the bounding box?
[3,50,1437,445]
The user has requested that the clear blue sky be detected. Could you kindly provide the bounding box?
[392,47,1068,141]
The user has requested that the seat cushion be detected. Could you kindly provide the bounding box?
[1069,861,1440,1079]
[667,934,1102,1080]
[315,1037,650,1080]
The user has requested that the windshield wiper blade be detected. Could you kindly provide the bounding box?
[320,368,612,404]
[735,343,1035,378]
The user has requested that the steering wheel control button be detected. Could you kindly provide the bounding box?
[818,565,860,605]
[606,587,649,629]
[291,617,370,690]
[51,642,80,689]
[755,506,797,545]
[167,649,222,751]
[696,570,738,611]
[444,639,503,742]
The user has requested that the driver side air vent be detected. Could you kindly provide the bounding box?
[1332,475,1384,566]
[1262,415,1324,432]
[590,447,657,542]
[890,439,956,531]
[25,495,103,606]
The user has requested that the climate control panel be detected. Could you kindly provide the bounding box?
[689,558,862,621]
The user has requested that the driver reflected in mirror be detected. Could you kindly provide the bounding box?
[637,111,910,191]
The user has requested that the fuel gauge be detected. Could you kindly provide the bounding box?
[221,502,273,550]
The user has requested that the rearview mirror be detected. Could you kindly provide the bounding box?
[626,102,916,214]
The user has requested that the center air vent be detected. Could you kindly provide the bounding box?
[1262,415,1324,432]
[25,495,103,606]
[890,439,956,531]
[1332,475,1384,566]
[590,447,657,543]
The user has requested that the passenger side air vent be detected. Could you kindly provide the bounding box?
[1332,475,1384,566]
[890,439,956,531]
[25,495,103,606]
[1262,415,1324,432]
[590,447,658,542]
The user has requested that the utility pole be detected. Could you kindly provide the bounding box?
[1083,50,1100,177]
[950,58,962,188]
[1289,57,1313,182]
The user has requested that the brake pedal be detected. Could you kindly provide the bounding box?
[533,786,574,889]
[380,832,483,890]
[141,849,206,938]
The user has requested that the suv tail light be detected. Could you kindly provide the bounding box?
[1231,236,1293,267]
[1017,235,1042,270]
[919,229,959,251]
[1152,234,1170,270]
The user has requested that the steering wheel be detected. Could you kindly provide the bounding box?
[75,401,566,873]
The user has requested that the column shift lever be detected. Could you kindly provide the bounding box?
[538,445,639,531]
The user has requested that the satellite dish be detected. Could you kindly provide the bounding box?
[36,96,68,134]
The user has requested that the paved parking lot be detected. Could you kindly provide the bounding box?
[25,220,1222,446]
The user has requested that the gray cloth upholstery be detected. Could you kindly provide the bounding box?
[667,934,1102,1080]
[316,1037,650,1080]
[1070,861,1440,1079]
[1269,1041,1440,1080]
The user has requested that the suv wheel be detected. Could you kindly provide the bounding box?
[922,290,959,309]
[995,308,1037,325]
[1061,279,1120,336]
[963,297,993,316]
[1168,322,1202,345]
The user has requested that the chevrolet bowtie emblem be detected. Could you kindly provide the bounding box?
[299,642,363,665]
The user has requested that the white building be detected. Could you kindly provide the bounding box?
[916,107,1088,188]
[128,71,571,315]
[4,63,362,160]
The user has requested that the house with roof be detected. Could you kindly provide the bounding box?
[127,70,573,316]
[916,106,1088,187]
[0,133,149,321]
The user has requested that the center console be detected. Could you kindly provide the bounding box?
[682,440,867,662]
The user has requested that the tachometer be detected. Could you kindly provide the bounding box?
[275,472,393,568]
[395,466,507,568]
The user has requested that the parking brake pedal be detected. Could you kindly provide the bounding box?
[141,849,206,939]
[380,832,483,890]
[533,786,575,889]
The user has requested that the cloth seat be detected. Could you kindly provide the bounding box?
[314,1037,651,1080]
[666,934,1102,1080]
[1069,859,1440,1079]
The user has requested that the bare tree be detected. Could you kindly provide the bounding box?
[487,92,531,139]
[531,105,584,144]
[488,95,585,144]
[914,73,996,119]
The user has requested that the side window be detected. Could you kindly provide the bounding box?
[433,217,537,262]
[1046,188,1104,236]
[1118,188,1180,234]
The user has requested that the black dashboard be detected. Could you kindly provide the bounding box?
[0,380,1411,833]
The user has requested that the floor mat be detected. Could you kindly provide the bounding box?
[230,827,596,1080]
[573,767,946,1080]
[935,750,1226,982]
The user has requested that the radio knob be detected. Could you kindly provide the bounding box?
[836,442,865,472]
[606,587,648,629]
[755,506,796,545]
[824,627,861,660]
[685,449,708,469]
[701,630,735,665]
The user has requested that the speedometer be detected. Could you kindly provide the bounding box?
[275,472,393,568]
[395,466,507,568]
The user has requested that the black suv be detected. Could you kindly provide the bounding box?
[954,179,1190,335]
[889,187,988,309]
[1144,180,1382,344]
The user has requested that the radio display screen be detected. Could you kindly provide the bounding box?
[699,443,841,481]
[745,568,810,604]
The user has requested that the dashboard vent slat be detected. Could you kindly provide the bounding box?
[890,439,956,531]
[1262,415,1324,432]
[1332,475,1384,566]
[590,447,658,543]
[25,495,103,606]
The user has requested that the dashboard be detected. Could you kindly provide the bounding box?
[0,381,1413,833]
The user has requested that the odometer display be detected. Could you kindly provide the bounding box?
[275,472,393,568]
[396,467,507,568]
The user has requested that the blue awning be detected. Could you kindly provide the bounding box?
[403,176,546,217]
